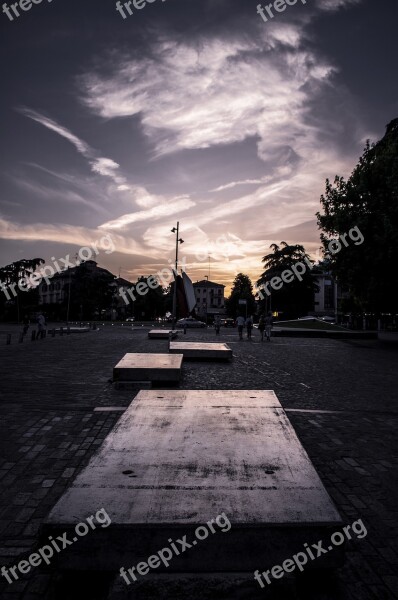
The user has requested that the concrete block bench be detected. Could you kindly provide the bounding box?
[113,353,183,385]
[42,389,344,575]
[148,330,178,339]
[169,342,232,360]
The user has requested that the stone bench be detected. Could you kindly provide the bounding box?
[113,353,183,384]
[148,330,178,339]
[42,390,344,574]
[169,342,233,360]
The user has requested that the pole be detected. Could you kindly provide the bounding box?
[171,222,179,329]
[66,270,71,326]
[334,277,338,324]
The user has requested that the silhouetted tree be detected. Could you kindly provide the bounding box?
[69,263,114,319]
[0,258,44,321]
[133,276,167,320]
[257,242,318,319]
[316,118,398,313]
[226,273,256,318]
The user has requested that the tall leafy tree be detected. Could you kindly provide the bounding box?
[0,258,44,321]
[133,276,167,320]
[68,263,114,319]
[316,118,398,313]
[257,242,318,319]
[225,273,256,317]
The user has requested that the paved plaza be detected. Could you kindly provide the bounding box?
[0,325,397,599]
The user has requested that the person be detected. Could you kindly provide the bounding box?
[236,314,245,340]
[214,315,221,335]
[265,311,273,342]
[37,313,46,339]
[258,315,265,342]
[22,314,30,336]
[246,315,253,340]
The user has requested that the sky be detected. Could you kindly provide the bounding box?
[0,0,397,293]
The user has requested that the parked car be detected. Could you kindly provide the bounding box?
[176,317,206,328]
[222,318,236,327]
[319,316,336,324]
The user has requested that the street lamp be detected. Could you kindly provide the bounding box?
[205,275,208,324]
[171,222,184,328]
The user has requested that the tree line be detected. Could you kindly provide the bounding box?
[1,119,397,322]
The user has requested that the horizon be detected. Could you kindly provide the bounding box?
[1,0,397,297]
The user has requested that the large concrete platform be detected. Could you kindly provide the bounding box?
[113,353,183,383]
[148,330,178,339]
[169,341,233,360]
[42,390,343,573]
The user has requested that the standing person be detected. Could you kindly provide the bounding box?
[246,315,253,340]
[258,314,265,342]
[236,314,245,340]
[265,311,273,342]
[22,314,30,336]
[37,313,46,339]
[214,315,221,335]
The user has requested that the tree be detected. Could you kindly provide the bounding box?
[69,263,114,319]
[316,118,398,313]
[0,258,44,321]
[257,242,318,319]
[225,273,256,318]
[133,276,167,320]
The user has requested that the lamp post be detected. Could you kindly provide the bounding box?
[171,222,184,329]
[205,275,208,324]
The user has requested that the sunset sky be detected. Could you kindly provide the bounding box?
[0,0,396,293]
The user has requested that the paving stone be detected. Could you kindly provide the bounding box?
[0,326,396,599]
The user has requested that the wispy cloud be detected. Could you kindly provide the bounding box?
[99,196,196,230]
[18,107,129,188]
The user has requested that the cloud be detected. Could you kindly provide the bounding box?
[316,0,362,10]
[0,217,148,258]
[99,196,196,230]
[18,108,91,155]
[18,107,129,188]
[80,34,336,167]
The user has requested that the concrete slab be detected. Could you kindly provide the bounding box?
[113,354,183,383]
[43,390,343,572]
[169,342,232,360]
[148,330,178,339]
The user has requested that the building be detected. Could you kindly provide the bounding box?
[312,269,347,319]
[193,279,225,320]
[37,260,131,319]
[38,261,117,306]
[313,272,336,315]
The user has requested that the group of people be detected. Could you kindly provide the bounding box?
[234,312,273,341]
[21,313,47,338]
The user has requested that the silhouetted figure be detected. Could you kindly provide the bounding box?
[265,311,273,342]
[37,313,46,339]
[236,315,245,340]
[22,314,30,336]
[258,315,265,342]
[214,315,221,335]
[246,315,253,339]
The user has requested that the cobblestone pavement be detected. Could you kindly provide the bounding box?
[0,325,397,599]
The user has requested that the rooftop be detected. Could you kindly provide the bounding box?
[194,280,225,288]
